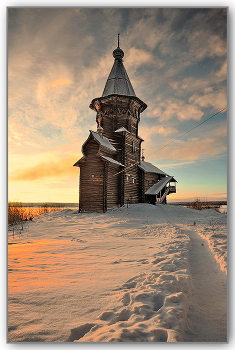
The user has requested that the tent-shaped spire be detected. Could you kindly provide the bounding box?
[102,39,136,97]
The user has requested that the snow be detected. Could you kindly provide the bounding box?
[183,228,227,341]
[139,160,168,175]
[8,204,227,343]
[100,155,124,167]
[195,217,227,273]
[145,176,174,195]
[90,130,116,152]
[114,127,129,133]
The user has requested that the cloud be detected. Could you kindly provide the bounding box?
[188,89,227,111]
[10,155,79,181]
[47,78,73,87]
[125,48,154,68]
[125,13,166,51]
[144,120,227,163]
[169,59,227,98]
[216,61,227,81]
[156,160,197,168]
[148,98,204,122]
[157,136,226,161]
[169,77,210,96]
[7,8,227,203]
[141,124,177,141]
[8,120,48,152]
[187,32,226,61]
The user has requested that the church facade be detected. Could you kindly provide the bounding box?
[73,43,177,212]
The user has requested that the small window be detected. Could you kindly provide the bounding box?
[132,141,137,153]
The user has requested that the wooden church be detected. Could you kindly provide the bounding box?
[73,41,177,212]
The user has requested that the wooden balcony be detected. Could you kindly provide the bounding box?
[168,185,176,193]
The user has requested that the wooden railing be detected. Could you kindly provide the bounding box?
[168,185,176,193]
[156,187,170,204]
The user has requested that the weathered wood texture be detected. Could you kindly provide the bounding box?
[106,163,120,209]
[144,173,162,193]
[79,156,105,212]
[89,95,145,208]
[138,171,166,203]
[92,95,143,140]
[75,92,174,212]
[83,139,100,156]
[78,93,145,210]
[122,132,141,204]
[138,169,145,203]
[83,136,115,158]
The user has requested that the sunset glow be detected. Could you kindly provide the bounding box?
[8,8,227,203]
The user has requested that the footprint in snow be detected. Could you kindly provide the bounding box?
[67,323,97,342]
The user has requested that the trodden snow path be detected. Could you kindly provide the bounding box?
[183,228,227,342]
[158,206,227,342]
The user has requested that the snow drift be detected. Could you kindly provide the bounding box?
[8,204,227,342]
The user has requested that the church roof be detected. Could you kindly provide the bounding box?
[100,155,124,167]
[114,126,130,133]
[139,160,167,175]
[145,176,177,195]
[90,130,116,152]
[102,45,136,97]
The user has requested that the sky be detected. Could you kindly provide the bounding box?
[8,7,227,203]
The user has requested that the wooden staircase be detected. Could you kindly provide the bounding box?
[156,185,176,204]
[156,187,170,204]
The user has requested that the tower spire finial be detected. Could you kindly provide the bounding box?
[112,34,124,61]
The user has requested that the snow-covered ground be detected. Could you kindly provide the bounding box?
[8,204,227,342]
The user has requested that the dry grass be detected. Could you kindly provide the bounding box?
[8,202,61,226]
[8,205,23,225]
[8,202,74,238]
[187,198,221,211]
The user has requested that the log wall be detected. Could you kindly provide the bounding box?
[83,139,100,156]
[106,163,120,208]
[144,173,162,193]
[79,156,105,212]
[122,133,142,204]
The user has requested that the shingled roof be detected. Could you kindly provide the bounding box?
[102,45,136,97]
[145,176,177,195]
[90,130,116,152]
[139,160,168,175]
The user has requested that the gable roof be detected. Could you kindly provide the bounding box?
[73,156,85,167]
[139,160,167,175]
[100,155,124,167]
[114,126,130,133]
[90,130,116,152]
[145,176,177,195]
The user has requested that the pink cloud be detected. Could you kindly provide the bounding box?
[149,98,204,122]
[10,155,79,181]
[47,78,73,87]
[158,137,226,161]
